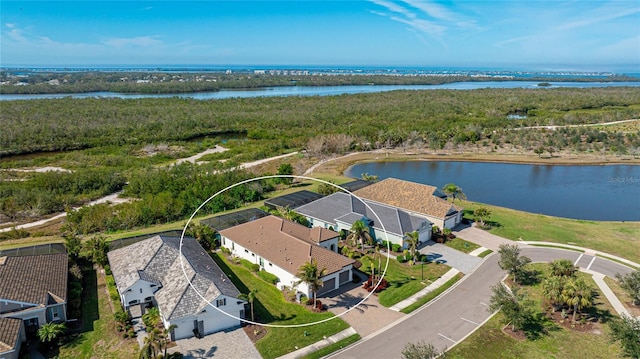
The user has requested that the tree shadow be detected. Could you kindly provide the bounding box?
[518,268,540,286]
[522,312,551,340]
[70,267,99,334]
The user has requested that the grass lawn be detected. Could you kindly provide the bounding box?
[603,276,640,317]
[401,272,464,314]
[58,268,139,359]
[477,249,493,258]
[444,237,480,254]
[299,334,361,359]
[462,202,640,264]
[358,254,450,307]
[448,263,623,359]
[211,253,350,359]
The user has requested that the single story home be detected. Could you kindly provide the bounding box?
[295,192,432,247]
[107,235,244,340]
[0,253,68,346]
[353,178,463,229]
[219,216,355,298]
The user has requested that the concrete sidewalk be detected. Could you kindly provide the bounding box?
[275,327,357,359]
[589,272,631,318]
[522,241,640,269]
[389,268,461,312]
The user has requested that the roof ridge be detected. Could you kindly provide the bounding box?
[166,271,197,320]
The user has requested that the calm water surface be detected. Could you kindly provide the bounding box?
[345,161,640,221]
[1,81,639,100]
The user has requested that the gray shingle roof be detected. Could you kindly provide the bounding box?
[296,192,429,237]
[0,253,68,306]
[107,235,240,320]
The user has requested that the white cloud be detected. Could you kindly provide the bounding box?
[555,6,640,31]
[6,23,16,29]
[390,16,445,35]
[493,35,536,48]
[369,0,416,19]
[401,0,454,21]
[104,36,163,48]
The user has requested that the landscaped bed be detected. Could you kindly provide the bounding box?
[447,263,623,358]
[358,254,451,307]
[210,252,350,359]
[444,237,481,254]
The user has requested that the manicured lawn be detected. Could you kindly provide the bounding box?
[58,268,139,359]
[211,253,350,359]
[299,334,361,359]
[401,272,464,314]
[603,276,640,317]
[477,249,493,258]
[448,263,623,359]
[462,202,640,264]
[444,237,480,254]
[358,254,450,307]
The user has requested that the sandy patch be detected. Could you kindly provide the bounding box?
[174,145,229,165]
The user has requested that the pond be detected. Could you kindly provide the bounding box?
[345,161,640,221]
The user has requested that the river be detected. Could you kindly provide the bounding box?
[345,161,640,221]
[1,81,640,100]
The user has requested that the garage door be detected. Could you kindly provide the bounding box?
[339,270,350,285]
[316,277,336,296]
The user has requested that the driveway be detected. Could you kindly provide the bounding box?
[168,326,261,359]
[321,270,405,338]
[418,241,482,274]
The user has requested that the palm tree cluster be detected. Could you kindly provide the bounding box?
[295,259,327,308]
[139,307,178,359]
[345,219,374,248]
[542,259,594,322]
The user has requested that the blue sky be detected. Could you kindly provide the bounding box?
[1,1,639,71]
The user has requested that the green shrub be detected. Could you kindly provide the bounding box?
[219,247,231,255]
[257,270,279,285]
[392,243,402,253]
[240,259,260,272]
[104,264,112,275]
[397,255,406,263]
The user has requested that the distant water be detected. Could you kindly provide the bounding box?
[346,161,640,221]
[2,81,639,101]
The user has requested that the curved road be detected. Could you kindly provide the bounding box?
[330,246,634,358]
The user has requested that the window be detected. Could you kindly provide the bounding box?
[216,298,226,307]
[140,288,143,294]
[244,249,249,253]
[52,308,59,319]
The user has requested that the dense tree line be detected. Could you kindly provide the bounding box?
[2,87,639,156]
[64,164,274,235]
[0,168,125,221]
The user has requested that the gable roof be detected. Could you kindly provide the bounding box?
[353,178,462,219]
[0,317,21,354]
[107,235,240,320]
[0,253,68,307]
[219,216,354,276]
[296,192,429,237]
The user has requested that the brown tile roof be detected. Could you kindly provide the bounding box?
[0,253,68,306]
[0,317,21,353]
[220,216,353,276]
[353,178,462,219]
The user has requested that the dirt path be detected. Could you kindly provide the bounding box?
[173,145,229,165]
[514,118,639,131]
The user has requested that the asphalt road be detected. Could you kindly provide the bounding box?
[330,247,635,359]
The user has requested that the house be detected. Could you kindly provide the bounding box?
[295,192,432,247]
[0,253,68,345]
[107,235,244,340]
[353,178,463,229]
[219,216,355,298]
[0,317,25,359]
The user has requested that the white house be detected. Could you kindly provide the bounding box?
[219,216,355,298]
[353,178,463,229]
[295,192,432,248]
[107,235,245,340]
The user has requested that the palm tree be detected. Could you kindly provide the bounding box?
[549,259,577,278]
[542,276,566,312]
[38,322,66,343]
[442,183,466,203]
[142,306,161,329]
[562,277,595,322]
[139,328,161,359]
[239,288,259,322]
[346,219,374,248]
[295,259,327,307]
[162,324,178,359]
[403,231,420,263]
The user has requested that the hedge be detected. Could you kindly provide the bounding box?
[257,270,279,285]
